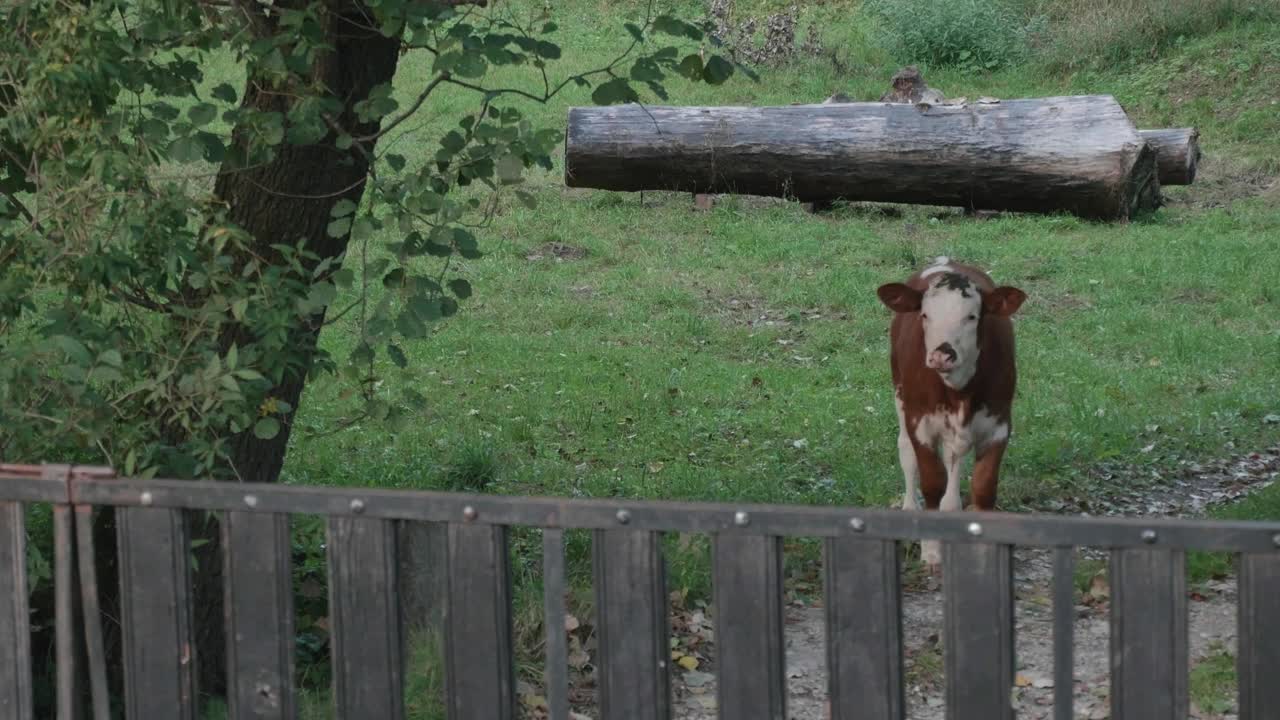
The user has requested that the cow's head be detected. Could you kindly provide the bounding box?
[877,272,1026,388]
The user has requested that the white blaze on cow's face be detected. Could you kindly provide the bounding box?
[920,272,983,388]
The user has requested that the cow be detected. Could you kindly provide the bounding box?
[876,257,1027,571]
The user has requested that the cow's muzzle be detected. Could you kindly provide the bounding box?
[926,342,957,371]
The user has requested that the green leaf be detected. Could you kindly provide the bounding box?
[327,217,352,238]
[188,103,218,126]
[455,52,488,79]
[591,78,640,106]
[440,130,467,154]
[624,22,645,42]
[386,153,406,172]
[677,54,703,81]
[448,278,473,299]
[336,134,353,150]
[142,117,170,142]
[253,417,281,440]
[211,83,238,103]
[515,190,537,209]
[225,343,238,370]
[541,21,558,34]
[702,55,734,85]
[306,281,337,308]
[497,153,523,184]
[433,51,461,74]
[387,343,408,368]
[330,199,358,218]
[383,268,405,288]
[197,132,226,162]
[332,268,356,288]
[351,217,375,242]
[630,58,664,82]
[169,136,204,163]
[351,342,375,365]
[98,349,123,368]
[408,296,441,322]
[51,336,90,364]
[652,15,702,40]
[231,298,248,321]
[534,41,562,59]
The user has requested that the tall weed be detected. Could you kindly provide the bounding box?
[863,0,1036,71]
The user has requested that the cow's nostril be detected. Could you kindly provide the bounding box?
[936,343,957,361]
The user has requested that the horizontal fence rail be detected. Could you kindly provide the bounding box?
[2,463,1280,720]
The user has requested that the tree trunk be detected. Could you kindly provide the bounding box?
[565,95,1161,220]
[85,6,405,702]
[1139,128,1200,186]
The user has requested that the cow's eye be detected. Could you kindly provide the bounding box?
[921,313,928,320]
[968,314,977,321]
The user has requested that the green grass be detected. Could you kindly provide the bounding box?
[170,0,1280,707]
[282,0,1280,519]
[1190,646,1237,716]
[1189,478,1280,581]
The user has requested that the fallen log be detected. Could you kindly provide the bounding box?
[564,95,1161,220]
[1138,128,1200,186]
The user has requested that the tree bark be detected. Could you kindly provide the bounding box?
[83,5,406,701]
[1139,128,1199,186]
[565,95,1161,220]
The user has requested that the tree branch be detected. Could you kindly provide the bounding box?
[354,71,451,143]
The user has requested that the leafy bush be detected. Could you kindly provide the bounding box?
[864,0,1035,71]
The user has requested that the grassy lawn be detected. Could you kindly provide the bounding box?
[275,0,1280,547]
[175,0,1278,715]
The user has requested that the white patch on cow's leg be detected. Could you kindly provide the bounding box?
[895,395,920,511]
[920,539,942,569]
[941,423,970,513]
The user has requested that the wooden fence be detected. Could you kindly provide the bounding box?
[2,463,1279,719]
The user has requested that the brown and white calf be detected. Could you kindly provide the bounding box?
[876,257,1027,569]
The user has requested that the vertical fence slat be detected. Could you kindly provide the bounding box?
[944,541,1014,720]
[1052,547,1075,720]
[1,502,33,720]
[444,522,515,720]
[543,529,570,720]
[327,516,403,720]
[74,506,111,720]
[593,529,671,720]
[224,511,295,720]
[1237,552,1280,720]
[824,537,904,720]
[54,505,82,720]
[713,533,785,720]
[1109,547,1188,719]
[117,506,197,720]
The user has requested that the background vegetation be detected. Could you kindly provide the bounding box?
[5,0,1279,715]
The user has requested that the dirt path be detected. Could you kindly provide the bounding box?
[668,445,1279,720]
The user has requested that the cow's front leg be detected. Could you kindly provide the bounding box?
[919,439,969,571]
[968,441,1007,511]
[914,442,947,573]
[896,395,921,511]
[940,440,968,514]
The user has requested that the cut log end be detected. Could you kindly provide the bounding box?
[1139,128,1200,186]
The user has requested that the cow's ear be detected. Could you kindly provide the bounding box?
[983,286,1027,317]
[877,283,922,313]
